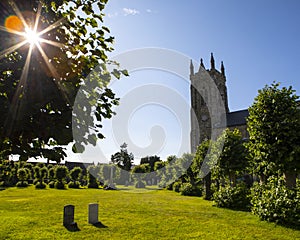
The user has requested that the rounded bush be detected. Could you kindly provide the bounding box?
[33,179,39,185]
[48,181,55,188]
[251,177,300,226]
[180,183,203,197]
[213,183,250,211]
[35,182,47,189]
[88,182,99,189]
[55,181,66,189]
[173,181,181,193]
[68,181,80,189]
[16,181,28,188]
[135,180,146,188]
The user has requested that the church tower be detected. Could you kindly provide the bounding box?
[190,53,229,153]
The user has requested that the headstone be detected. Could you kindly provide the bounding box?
[88,203,99,224]
[63,205,76,227]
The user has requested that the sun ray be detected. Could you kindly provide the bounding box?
[1,0,73,132]
[6,44,33,134]
[0,25,24,36]
[35,43,59,79]
[38,18,65,36]
[35,43,71,104]
[0,39,28,60]
[33,3,42,33]
[39,38,64,48]
[9,1,29,30]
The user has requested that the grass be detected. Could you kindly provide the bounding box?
[0,186,299,240]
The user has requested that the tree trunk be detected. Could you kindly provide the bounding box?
[204,172,212,200]
[284,171,297,189]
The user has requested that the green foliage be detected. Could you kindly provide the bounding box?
[17,168,28,182]
[48,181,55,188]
[33,178,39,185]
[68,181,80,189]
[33,167,41,180]
[48,168,55,181]
[180,183,203,197]
[87,172,99,189]
[40,167,48,180]
[247,82,300,177]
[0,0,126,162]
[35,182,47,189]
[213,183,251,211]
[54,166,68,189]
[177,153,195,185]
[172,181,181,193]
[140,155,161,172]
[132,164,150,174]
[251,177,300,226]
[54,166,68,182]
[192,140,210,178]
[111,143,134,171]
[69,167,82,182]
[54,181,66,189]
[157,154,191,189]
[212,128,248,186]
[16,181,28,187]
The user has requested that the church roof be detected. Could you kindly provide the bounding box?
[226,109,249,127]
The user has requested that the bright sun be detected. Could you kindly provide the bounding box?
[24,27,40,46]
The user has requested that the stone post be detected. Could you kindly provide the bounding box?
[88,203,99,224]
[63,205,76,227]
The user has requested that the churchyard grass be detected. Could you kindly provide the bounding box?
[0,186,299,239]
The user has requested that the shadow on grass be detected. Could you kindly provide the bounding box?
[277,222,300,231]
[92,221,108,228]
[64,223,80,232]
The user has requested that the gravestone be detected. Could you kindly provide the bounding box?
[88,203,99,224]
[63,205,76,227]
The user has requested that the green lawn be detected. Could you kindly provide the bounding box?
[0,186,299,240]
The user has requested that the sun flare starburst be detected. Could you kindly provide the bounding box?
[24,27,41,46]
[0,1,69,133]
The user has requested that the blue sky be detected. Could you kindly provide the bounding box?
[68,0,300,164]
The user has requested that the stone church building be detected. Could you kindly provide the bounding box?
[190,53,249,153]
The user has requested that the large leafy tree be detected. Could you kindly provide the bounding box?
[0,0,126,162]
[111,143,133,171]
[192,140,212,199]
[247,82,300,188]
[140,155,161,172]
[212,128,248,187]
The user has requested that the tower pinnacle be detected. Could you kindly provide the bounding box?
[190,59,194,75]
[210,52,215,70]
[221,61,225,76]
[200,58,205,69]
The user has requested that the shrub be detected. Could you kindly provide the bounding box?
[35,181,47,189]
[173,181,181,193]
[180,183,203,197]
[48,181,55,188]
[17,168,28,182]
[135,180,146,188]
[16,181,28,187]
[68,181,80,189]
[33,179,39,185]
[251,177,300,226]
[213,183,250,211]
[55,181,66,189]
[87,172,99,188]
